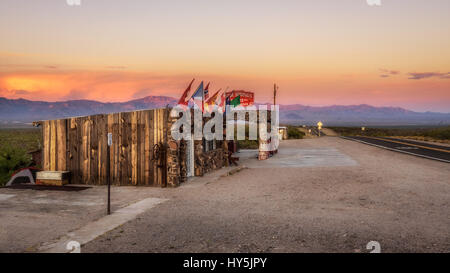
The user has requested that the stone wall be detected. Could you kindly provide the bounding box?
[166,111,182,187]
[193,140,226,177]
[195,149,225,177]
[166,137,227,186]
[179,140,187,184]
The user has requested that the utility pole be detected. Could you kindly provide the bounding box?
[273,83,277,106]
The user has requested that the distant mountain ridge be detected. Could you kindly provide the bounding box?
[276,104,450,126]
[0,96,449,126]
[0,96,177,124]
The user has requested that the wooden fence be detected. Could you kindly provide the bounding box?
[40,108,170,186]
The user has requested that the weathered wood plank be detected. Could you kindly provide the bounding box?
[154,109,159,186]
[138,111,143,185]
[144,110,150,185]
[97,115,103,184]
[36,178,69,186]
[56,119,67,171]
[43,121,50,171]
[126,112,132,185]
[141,111,146,185]
[131,111,138,185]
[68,118,78,183]
[163,108,168,186]
[107,114,115,185]
[120,112,131,185]
[158,109,163,186]
[149,110,155,186]
[118,113,124,185]
[112,113,120,185]
[50,120,57,171]
[36,171,70,180]
[117,113,122,185]
[97,114,107,184]
[76,117,82,184]
[90,115,98,184]
[81,117,90,184]
[138,111,144,185]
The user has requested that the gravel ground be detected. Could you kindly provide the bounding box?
[82,137,450,253]
[0,185,170,252]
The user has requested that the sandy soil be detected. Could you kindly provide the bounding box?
[392,136,450,147]
[320,128,338,136]
[81,137,450,253]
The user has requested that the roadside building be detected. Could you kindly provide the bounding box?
[34,106,273,187]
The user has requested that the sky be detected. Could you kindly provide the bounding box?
[0,0,449,112]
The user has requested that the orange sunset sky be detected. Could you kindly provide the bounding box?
[0,0,449,112]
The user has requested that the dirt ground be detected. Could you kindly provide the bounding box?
[320,128,338,136]
[79,137,449,253]
[1,136,448,253]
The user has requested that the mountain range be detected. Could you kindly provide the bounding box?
[0,96,449,127]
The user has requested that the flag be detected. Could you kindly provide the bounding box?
[216,91,225,108]
[224,93,232,114]
[217,87,228,113]
[177,78,195,106]
[204,82,210,101]
[204,89,221,113]
[205,89,221,105]
[190,81,204,111]
[230,95,241,107]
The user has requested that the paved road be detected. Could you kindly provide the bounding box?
[341,136,450,163]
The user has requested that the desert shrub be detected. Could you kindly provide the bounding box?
[237,139,259,149]
[0,145,32,186]
[0,128,40,186]
[423,127,450,140]
[328,126,450,140]
[0,128,41,151]
[287,126,304,139]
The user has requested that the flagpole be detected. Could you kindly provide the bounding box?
[274,83,277,106]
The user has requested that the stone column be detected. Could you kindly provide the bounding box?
[166,140,180,187]
[166,108,181,187]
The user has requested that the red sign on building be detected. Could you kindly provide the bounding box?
[225,90,254,106]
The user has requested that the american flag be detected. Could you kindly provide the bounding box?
[204,82,210,101]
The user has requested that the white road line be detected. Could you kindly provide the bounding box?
[341,136,450,163]
[37,197,168,253]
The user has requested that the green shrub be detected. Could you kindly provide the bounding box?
[0,145,32,186]
[0,128,40,186]
[287,126,304,139]
[237,139,259,149]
